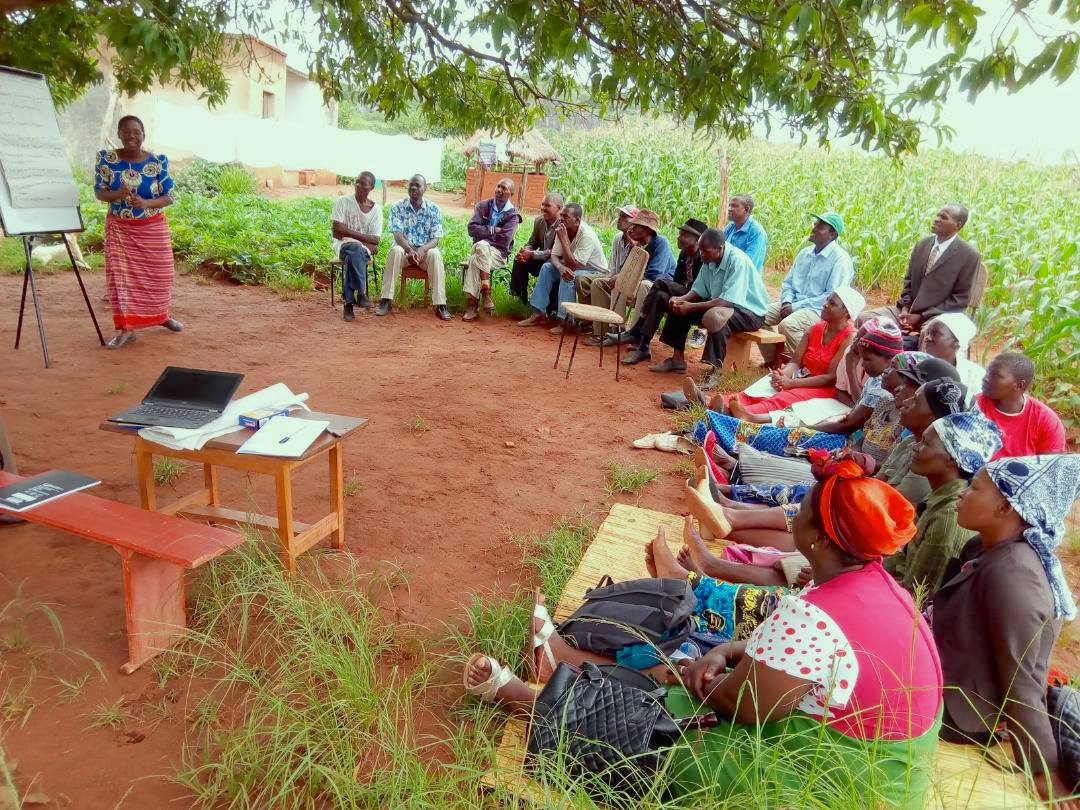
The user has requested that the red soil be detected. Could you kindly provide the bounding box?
[1,271,1076,805]
[0,272,689,806]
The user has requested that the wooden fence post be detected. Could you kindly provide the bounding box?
[716,150,731,229]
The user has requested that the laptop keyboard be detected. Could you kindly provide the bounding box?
[130,404,211,422]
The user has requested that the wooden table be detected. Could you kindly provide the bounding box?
[101,411,366,572]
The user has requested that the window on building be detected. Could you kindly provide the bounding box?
[262,91,275,119]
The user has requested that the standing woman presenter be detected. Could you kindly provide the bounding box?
[94,115,182,348]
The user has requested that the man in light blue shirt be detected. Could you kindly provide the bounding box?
[761,210,854,362]
[722,193,768,271]
[638,228,767,388]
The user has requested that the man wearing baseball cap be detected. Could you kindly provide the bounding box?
[613,217,706,360]
[580,208,675,342]
[576,203,636,335]
[760,211,854,365]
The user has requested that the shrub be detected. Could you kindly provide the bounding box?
[215,165,257,196]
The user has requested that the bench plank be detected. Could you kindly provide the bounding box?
[738,328,786,344]
[0,471,244,568]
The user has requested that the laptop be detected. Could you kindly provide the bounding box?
[108,367,244,429]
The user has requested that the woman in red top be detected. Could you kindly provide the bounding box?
[724,287,862,423]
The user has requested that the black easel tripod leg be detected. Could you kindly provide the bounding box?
[20,238,50,368]
[64,237,105,345]
[15,253,29,349]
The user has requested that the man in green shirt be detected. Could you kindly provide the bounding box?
[638,228,768,388]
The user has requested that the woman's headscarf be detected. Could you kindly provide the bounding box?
[810,459,917,559]
[926,313,977,354]
[860,317,904,355]
[930,412,1001,475]
[894,355,959,387]
[921,377,967,419]
[833,287,866,321]
[986,455,1080,620]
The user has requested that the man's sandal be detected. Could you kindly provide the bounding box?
[463,653,514,702]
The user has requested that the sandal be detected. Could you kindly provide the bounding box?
[106,331,136,349]
[527,588,558,682]
[632,432,695,454]
[463,653,514,702]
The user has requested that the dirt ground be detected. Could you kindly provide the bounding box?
[1,271,1077,807]
[0,271,697,807]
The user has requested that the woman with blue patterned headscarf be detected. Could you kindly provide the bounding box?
[886,411,1001,595]
[932,454,1080,805]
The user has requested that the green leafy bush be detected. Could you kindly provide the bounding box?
[215,165,257,196]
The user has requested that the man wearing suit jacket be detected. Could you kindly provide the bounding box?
[862,205,980,336]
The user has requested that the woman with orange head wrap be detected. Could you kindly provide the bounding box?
[461,462,944,807]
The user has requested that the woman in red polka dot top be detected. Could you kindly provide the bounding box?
[462,458,943,806]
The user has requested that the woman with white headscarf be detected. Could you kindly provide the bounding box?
[920,312,984,405]
[932,454,1080,806]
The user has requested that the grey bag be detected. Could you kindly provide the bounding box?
[557,576,695,657]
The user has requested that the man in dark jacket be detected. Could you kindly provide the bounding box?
[463,178,523,321]
[509,192,564,306]
[863,205,981,340]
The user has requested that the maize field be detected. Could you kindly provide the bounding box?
[546,125,1080,425]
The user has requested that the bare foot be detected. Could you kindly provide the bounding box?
[727,396,752,421]
[649,527,690,579]
[677,544,695,569]
[645,538,659,578]
[682,515,713,572]
[682,376,707,409]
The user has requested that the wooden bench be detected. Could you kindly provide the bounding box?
[723,328,785,372]
[0,471,245,674]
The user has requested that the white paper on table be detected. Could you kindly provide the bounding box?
[137,383,310,450]
[236,416,329,458]
[742,375,778,398]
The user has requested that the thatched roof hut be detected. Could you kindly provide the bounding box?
[459,130,561,167]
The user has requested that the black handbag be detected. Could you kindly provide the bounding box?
[1048,685,1080,790]
[526,661,686,797]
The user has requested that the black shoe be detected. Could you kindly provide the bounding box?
[375,299,392,316]
[343,303,355,322]
[434,305,452,321]
[357,294,372,308]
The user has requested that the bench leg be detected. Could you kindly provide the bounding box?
[118,549,186,675]
[724,337,752,372]
[275,467,297,573]
[135,443,156,510]
[328,443,345,550]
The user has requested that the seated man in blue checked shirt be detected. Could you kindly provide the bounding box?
[376,174,452,321]
[761,211,854,364]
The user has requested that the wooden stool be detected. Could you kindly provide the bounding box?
[723,329,786,371]
[394,263,430,309]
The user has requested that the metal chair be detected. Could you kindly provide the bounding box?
[555,246,648,380]
[329,257,381,306]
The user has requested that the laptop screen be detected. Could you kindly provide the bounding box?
[147,368,243,409]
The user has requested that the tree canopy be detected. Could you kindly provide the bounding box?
[1,0,1077,156]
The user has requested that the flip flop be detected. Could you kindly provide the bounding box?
[463,653,514,702]
[527,588,558,682]
[632,432,693,453]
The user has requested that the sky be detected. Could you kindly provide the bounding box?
[260,0,1080,164]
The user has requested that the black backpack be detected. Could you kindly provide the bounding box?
[557,576,695,658]
[1048,685,1080,791]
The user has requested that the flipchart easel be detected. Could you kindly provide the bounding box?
[0,65,104,368]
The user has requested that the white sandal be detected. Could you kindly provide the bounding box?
[529,589,558,681]
[463,653,514,702]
